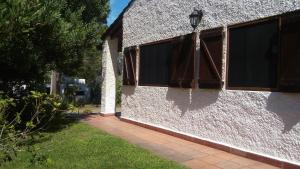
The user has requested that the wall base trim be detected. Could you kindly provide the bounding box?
[99,112,116,117]
[119,117,300,169]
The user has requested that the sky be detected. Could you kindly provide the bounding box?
[107,0,130,25]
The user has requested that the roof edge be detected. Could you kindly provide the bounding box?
[102,0,136,40]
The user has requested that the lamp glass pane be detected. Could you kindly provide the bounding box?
[190,17,196,27]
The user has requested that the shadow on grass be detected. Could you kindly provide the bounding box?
[43,113,83,133]
[42,111,122,136]
[21,113,84,147]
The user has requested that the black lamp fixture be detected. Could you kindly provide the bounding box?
[189,9,203,30]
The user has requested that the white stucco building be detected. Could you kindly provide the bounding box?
[101,0,300,168]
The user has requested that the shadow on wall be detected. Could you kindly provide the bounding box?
[266,92,300,133]
[166,88,219,117]
[122,86,136,96]
[108,38,119,80]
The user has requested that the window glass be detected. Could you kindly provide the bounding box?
[139,42,173,86]
[228,20,279,88]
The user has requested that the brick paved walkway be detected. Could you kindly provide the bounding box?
[82,115,279,169]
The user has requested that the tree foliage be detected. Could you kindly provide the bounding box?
[0,0,110,162]
[64,0,110,23]
[0,0,109,92]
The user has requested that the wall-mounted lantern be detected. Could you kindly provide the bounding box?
[189,9,203,30]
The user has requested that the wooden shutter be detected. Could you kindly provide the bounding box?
[169,33,196,88]
[280,11,300,92]
[123,46,137,86]
[199,28,223,89]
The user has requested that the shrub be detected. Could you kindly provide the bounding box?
[116,79,122,107]
[82,109,93,114]
[0,91,68,163]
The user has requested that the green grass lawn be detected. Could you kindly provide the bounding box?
[0,122,185,169]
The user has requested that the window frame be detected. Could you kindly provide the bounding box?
[226,16,281,92]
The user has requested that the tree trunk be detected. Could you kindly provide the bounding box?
[50,71,61,95]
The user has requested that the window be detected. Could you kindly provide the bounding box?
[123,46,137,86]
[139,33,196,88]
[139,41,172,86]
[280,11,300,92]
[199,28,224,89]
[228,20,279,89]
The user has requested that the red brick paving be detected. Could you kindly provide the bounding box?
[82,115,280,169]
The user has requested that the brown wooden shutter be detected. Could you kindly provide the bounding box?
[169,33,196,88]
[123,46,137,86]
[279,11,300,92]
[199,28,223,89]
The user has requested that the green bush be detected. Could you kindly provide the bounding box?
[82,109,93,114]
[116,79,122,107]
[0,91,69,163]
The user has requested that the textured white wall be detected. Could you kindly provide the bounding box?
[101,38,118,114]
[121,0,300,164]
[123,0,300,47]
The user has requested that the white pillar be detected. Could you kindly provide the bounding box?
[100,38,118,116]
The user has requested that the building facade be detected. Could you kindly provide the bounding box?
[101,0,300,167]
